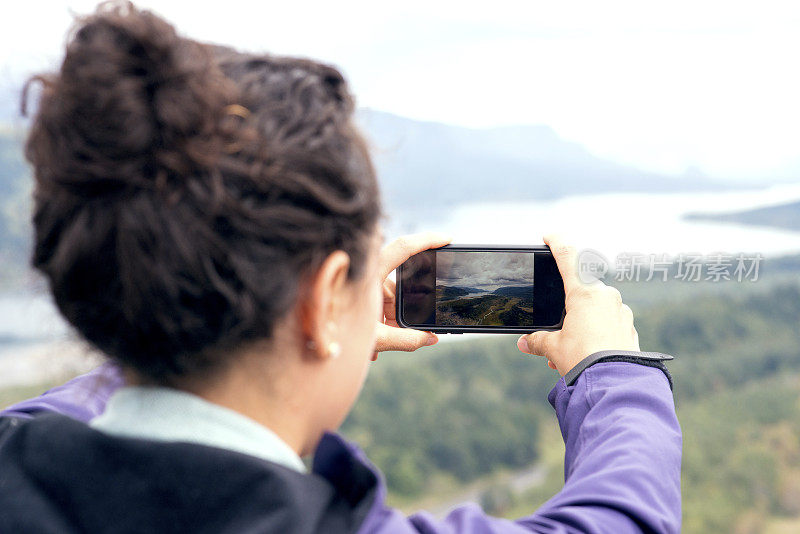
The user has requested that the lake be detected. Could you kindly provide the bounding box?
[423,183,800,260]
[2,184,800,360]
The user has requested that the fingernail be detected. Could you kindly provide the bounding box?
[517,335,530,353]
[425,334,439,346]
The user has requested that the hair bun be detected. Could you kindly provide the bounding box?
[33,1,235,195]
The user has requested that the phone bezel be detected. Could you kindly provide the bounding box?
[395,244,565,334]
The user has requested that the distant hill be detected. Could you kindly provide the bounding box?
[357,110,726,227]
[492,286,533,299]
[0,127,27,198]
[0,127,31,289]
[452,286,487,294]
[685,200,800,231]
[436,285,492,299]
[436,285,469,300]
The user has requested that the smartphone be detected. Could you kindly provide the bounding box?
[396,245,565,334]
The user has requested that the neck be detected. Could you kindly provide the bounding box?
[181,342,320,456]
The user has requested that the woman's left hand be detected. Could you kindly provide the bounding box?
[373,232,451,359]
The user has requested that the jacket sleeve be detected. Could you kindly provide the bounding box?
[0,363,123,422]
[360,361,682,534]
[516,361,682,533]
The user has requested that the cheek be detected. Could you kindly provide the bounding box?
[364,276,382,345]
[364,279,381,338]
[374,279,383,320]
[345,274,381,347]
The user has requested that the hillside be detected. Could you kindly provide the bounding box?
[685,200,800,232]
[342,282,800,532]
[492,286,533,299]
[436,285,469,300]
[453,286,487,294]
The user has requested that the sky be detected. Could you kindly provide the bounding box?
[436,251,533,291]
[2,0,799,182]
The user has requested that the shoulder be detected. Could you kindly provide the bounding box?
[0,415,379,534]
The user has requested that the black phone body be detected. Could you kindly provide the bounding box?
[396,245,565,334]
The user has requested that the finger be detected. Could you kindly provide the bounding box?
[621,303,634,320]
[522,330,557,359]
[383,277,396,298]
[379,232,452,280]
[374,323,438,352]
[602,284,623,305]
[383,279,397,322]
[543,234,580,294]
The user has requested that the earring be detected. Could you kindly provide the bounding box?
[327,341,341,359]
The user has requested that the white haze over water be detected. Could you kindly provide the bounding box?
[0,292,66,341]
[425,184,800,260]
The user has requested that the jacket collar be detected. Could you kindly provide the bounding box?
[90,385,307,473]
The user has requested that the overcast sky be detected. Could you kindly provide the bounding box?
[437,251,533,291]
[2,0,799,181]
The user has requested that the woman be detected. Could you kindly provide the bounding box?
[0,3,681,533]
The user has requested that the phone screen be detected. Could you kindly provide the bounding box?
[398,247,564,332]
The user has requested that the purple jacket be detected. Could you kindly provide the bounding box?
[1,359,681,533]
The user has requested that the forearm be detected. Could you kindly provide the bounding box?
[519,360,682,533]
[381,356,681,534]
[0,362,123,422]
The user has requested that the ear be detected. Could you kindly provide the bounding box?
[299,250,351,361]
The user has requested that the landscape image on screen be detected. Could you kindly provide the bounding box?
[435,251,534,326]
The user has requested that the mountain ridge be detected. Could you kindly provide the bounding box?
[685,200,800,232]
[357,109,728,221]
[492,285,533,299]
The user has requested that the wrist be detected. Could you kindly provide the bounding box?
[564,350,674,389]
[558,339,641,375]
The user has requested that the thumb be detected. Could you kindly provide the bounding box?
[375,323,438,353]
[518,331,557,359]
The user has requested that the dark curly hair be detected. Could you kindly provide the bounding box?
[23,1,381,385]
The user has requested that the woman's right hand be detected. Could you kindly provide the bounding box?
[373,232,451,356]
[517,235,640,376]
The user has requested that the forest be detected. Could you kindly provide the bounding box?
[343,277,800,533]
